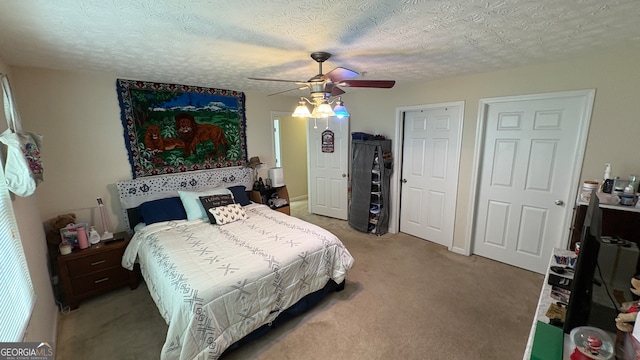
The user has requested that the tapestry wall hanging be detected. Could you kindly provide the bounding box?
[116,79,247,178]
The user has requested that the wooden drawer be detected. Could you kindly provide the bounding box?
[70,267,130,295]
[67,248,124,275]
[56,232,138,309]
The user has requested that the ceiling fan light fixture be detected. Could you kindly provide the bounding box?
[312,101,335,118]
[333,97,349,118]
[292,98,312,118]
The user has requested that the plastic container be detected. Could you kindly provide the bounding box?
[88,226,101,245]
[579,181,599,202]
[59,241,72,255]
[620,194,635,206]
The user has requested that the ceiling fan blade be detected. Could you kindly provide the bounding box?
[248,77,305,83]
[322,67,359,83]
[331,86,345,96]
[337,80,396,89]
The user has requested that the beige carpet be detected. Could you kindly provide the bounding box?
[56,201,543,359]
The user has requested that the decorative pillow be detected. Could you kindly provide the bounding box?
[178,188,233,220]
[227,185,251,206]
[210,203,247,225]
[199,194,235,224]
[138,196,187,224]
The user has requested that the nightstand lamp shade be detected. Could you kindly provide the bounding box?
[268,167,285,187]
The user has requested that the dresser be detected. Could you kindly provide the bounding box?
[57,232,138,309]
[570,200,640,251]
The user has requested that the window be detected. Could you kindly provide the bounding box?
[0,164,35,341]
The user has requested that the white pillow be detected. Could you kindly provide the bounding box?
[209,203,247,225]
[178,188,233,220]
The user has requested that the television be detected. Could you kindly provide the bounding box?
[563,189,603,333]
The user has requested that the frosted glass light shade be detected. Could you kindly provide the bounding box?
[333,104,350,118]
[312,101,335,118]
[292,103,311,117]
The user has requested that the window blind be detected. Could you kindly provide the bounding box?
[0,163,35,341]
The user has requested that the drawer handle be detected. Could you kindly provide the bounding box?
[94,278,109,284]
[91,260,107,266]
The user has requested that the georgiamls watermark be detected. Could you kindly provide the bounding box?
[0,342,54,360]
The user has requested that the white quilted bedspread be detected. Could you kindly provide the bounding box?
[122,204,354,360]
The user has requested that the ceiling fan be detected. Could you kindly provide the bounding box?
[248,52,395,118]
[248,51,395,97]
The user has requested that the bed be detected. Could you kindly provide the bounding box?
[116,167,354,359]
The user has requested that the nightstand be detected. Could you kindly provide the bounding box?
[57,231,139,309]
[250,185,290,215]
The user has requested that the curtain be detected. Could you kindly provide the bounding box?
[0,155,35,341]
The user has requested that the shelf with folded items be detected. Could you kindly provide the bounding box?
[349,138,391,235]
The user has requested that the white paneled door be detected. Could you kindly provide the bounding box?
[400,104,463,248]
[307,117,349,220]
[472,91,594,274]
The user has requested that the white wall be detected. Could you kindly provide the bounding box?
[0,58,57,342]
[278,115,308,200]
[9,67,294,232]
[8,44,640,274]
[4,67,292,346]
[344,45,640,251]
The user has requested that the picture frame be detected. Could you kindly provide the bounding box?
[116,79,248,178]
[59,223,88,248]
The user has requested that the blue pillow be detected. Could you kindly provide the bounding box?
[178,188,233,220]
[228,185,251,206]
[138,197,187,225]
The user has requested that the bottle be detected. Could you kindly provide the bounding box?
[621,185,635,206]
[629,175,638,193]
[89,226,101,245]
[77,226,89,249]
[601,163,614,194]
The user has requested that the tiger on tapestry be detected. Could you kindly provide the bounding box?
[144,124,184,154]
[175,112,229,158]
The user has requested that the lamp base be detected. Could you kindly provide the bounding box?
[101,231,113,241]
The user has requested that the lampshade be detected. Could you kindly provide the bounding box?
[312,101,335,118]
[291,96,348,119]
[292,99,312,117]
[333,97,350,118]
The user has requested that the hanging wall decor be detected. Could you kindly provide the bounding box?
[321,129,334,153]
[116,79,247,178]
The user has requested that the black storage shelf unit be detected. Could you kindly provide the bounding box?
[349,139,392,235]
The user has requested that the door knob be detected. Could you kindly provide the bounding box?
[554,199,564,206]
[342,174,346,178]
[402,179,407,183]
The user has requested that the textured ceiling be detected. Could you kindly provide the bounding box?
[0,0,639,95]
